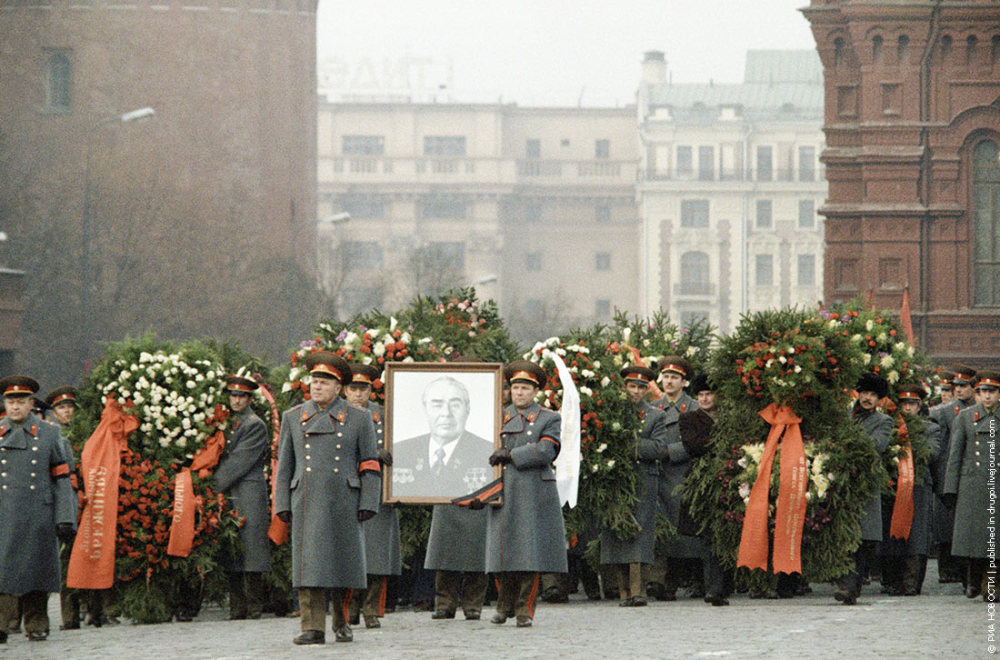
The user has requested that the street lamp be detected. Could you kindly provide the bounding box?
[81,107,155,373]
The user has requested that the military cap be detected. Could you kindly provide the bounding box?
[347,362,380,386]
[620,364,656,385]
[975,370,1000,391]
[656,355,692,379]
[304,351,351,383]
[857,373,889,399]
[895,383,926,401]
[0,375,39,398]
[224,374,258,394]
[504,360,546,388]
[45,386,78,408]
[951,364,977,386]
[688,372,715,394]
[939,378,953,392]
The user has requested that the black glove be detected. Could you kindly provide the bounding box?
[378,448,393,467]
[56,523,75,544]
[357,509,376,523]
[468,498,485,510]
[277,511,292,524]
[488,447,512,466]
[940,493,958,509]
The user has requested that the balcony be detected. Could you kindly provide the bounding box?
[641,166,826,183]
[673,282,716,297]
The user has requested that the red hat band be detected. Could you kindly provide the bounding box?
[511,370,540,386]
[660,363,687,377]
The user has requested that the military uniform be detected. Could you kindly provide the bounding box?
[214,375,271,619]
[600,365,668,606]
[274,353,380,644]
[0,376,77,642]
[487,361,567,626]
[944,371,1000,599]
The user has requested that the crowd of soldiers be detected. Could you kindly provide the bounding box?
[0,355,996,646]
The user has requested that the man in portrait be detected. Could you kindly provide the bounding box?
[392,376,493,498]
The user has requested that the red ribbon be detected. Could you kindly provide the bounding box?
[166,428,225,557]
[258,386,289,545]
[737,403,808,575]
[889,415,915,541]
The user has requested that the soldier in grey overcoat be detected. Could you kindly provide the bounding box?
[0,376,77,643]
[649,356,700,600]
[343,363,400,630]
[943,370,1000,600]
[835,373,893,605]
[600,365,667,607]
[214,375,271,620]
[486,361,567,627]
[275,353,381,645]
[879,384,941,596]
[930,365,978,584]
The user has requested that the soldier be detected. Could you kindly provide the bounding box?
[0,376,77,643]
[274,352,380,645]
[649,356,700,601]
[486,360,567,627]
[943,370,1000,601]
[343,363,400,629]
[880,384,942,596]
[214,374,271,620]
[834,373,893,605]
[930,364,978,584]
[938,378,954,405]
[600,365,667,607]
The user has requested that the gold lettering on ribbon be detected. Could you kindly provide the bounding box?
[86,466,109,560]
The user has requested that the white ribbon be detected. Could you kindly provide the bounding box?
[547,351,581,508]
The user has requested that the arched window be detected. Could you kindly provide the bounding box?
[897,35,910,64]
[972,139,1000,306]
[834,37,846,70]
[940,35,953,64]
[46,52,71,110]
[680,251,710,295]
[992,36,1000,66]
[967,35,978,66]
[873,35,883,64]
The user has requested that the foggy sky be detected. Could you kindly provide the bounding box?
[316,0,817,107]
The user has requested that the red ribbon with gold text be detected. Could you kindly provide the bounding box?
[737,403,808,574]
[166,405,228,557]
[67,396,139,589]
[258,385,289,545]
[888,415,915,541]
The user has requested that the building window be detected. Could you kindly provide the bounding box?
[798,146,816,181]
[677,146,693,177]
[755,254,774,286]
[798,200,815,229]
[342,135,384,155]
[698,146,714,181]
[756,146,773,181]
[798,254,816,286]
[338,194,385,219]
[45,50,72,111]
[524,203,542,223]
[526,252,542,271]
[423,136,466,156]
[526,139,541,159]
[420,196,466,219]
[972,139,1000,306]
[680,251,710,295]
[595,252,611,271]
[595,139,610,159]
[595,205,611,223]
[342,241,383,270]
[341,286,384,316]
[525,298,542,317]
[427,241,465,269]
[595,299,611,318]
[755,200,773,229]
[680,199,709,228]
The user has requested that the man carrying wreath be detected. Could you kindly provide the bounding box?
[275,352,380,645]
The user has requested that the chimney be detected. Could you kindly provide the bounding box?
[642,51,666,85]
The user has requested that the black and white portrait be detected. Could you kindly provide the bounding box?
[384,362,502,503]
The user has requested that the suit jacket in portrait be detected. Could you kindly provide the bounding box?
[392,430,494,498]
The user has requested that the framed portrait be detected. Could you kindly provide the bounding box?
[383,361,503,505]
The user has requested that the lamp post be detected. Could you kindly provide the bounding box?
[285,208,350,348]
[80,106,155,373]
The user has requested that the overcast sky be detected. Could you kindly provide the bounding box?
[316,0,818,107]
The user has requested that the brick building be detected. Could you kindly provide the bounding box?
[804,0,1000,366]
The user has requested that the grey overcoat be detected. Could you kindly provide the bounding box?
[944,403,1000,558]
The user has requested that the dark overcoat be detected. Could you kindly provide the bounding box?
[214,407,271,573]
[600,401,667,565]
[275,398,380,588]
[359,401,401,576]
[929,399,975,545]
[944,403,1000,558]
[653,392,702,557]
[676,407,716,538]
[486,403,568,574]
[881,416,941,557]
[0,414,76,594]
[854,406,893,541]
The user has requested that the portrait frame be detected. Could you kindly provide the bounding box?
[383,361,503,505]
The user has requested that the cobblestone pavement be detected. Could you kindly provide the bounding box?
[2,561,987,659]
